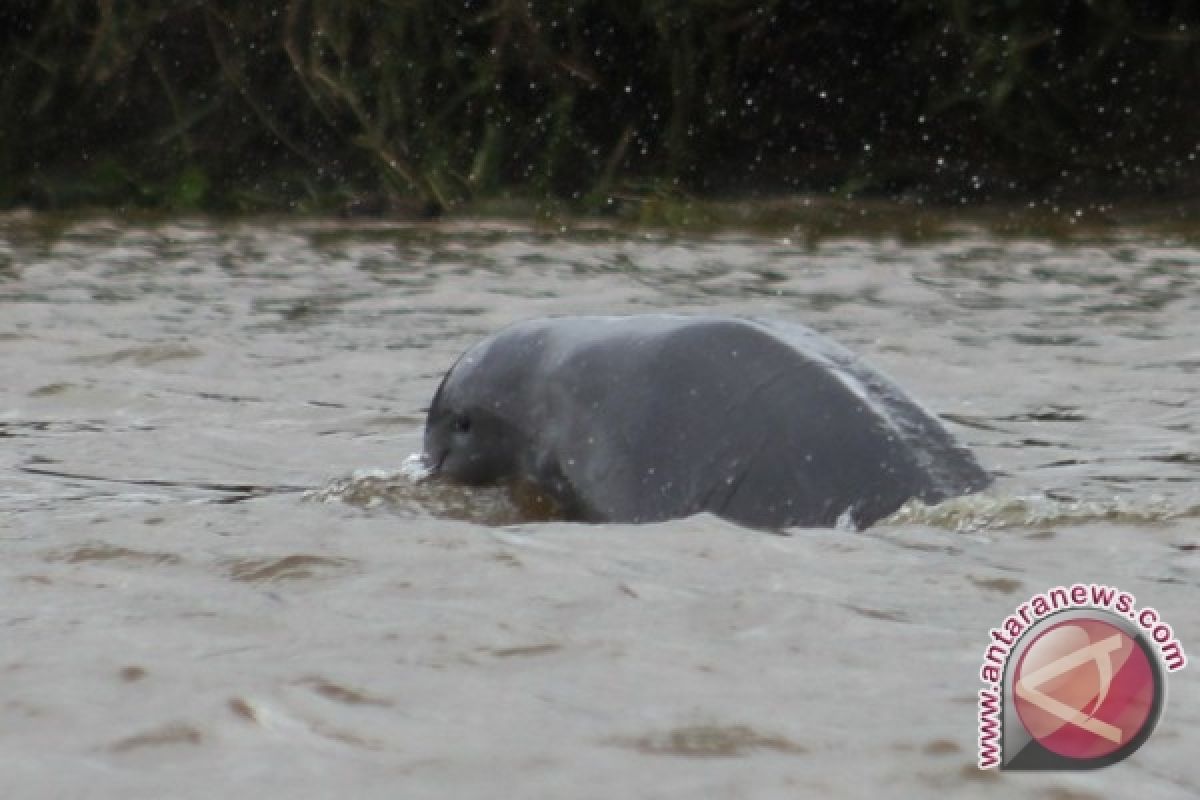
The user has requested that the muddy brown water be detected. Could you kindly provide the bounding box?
[1,212,1197,798]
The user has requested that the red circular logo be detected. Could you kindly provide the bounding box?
[1013,617,1157,760]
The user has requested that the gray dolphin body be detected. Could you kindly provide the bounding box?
[423,315,990,530]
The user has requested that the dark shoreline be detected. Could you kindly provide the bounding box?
[3,3,1196,215]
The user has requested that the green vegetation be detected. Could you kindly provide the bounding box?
[1,1,1197,213]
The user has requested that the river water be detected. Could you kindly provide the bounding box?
[2,211,1197,798]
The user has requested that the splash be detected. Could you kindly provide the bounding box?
[303,458,532,525]
[398,452,433,481]
[885,493,1200,533]
[308,460,1200,535]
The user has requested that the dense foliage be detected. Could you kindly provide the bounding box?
[2,1,1197,211]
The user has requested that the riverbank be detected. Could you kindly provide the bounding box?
[5,195,1200,247]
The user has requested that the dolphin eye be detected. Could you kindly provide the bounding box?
[452,414,472,434]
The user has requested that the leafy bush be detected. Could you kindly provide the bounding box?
[1,1,1196,210]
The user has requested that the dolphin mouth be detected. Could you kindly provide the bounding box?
[426,449,448,475]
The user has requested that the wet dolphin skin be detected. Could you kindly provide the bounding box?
[423,315,990,530]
